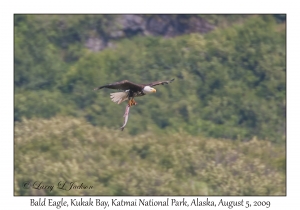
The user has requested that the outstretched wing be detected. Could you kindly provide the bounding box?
[143,78,175,87]
[94,80,143,91]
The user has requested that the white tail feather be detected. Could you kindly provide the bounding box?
[110,92,128,104]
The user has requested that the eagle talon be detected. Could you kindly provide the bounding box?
[128,99,137,107]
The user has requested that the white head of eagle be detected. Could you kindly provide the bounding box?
[143,86,156,94]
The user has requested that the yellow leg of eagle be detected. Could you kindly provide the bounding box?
[128,98,137,107]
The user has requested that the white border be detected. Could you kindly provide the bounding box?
[2,0,297,209]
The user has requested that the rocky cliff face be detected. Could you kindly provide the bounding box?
[85,15,215,51]
[115,14,215,37]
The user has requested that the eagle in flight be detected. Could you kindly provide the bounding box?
[94,78,175,130]
[94,78,175,106]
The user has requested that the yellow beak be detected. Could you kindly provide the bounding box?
[152,89,156,93]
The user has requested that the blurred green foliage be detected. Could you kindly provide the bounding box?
[14,14,286,196]
[14,14,286,142]
[14,117,285,195]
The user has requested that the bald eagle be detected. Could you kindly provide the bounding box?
[94,78,175,106]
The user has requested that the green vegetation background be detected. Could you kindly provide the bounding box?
[14,15,286,195]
